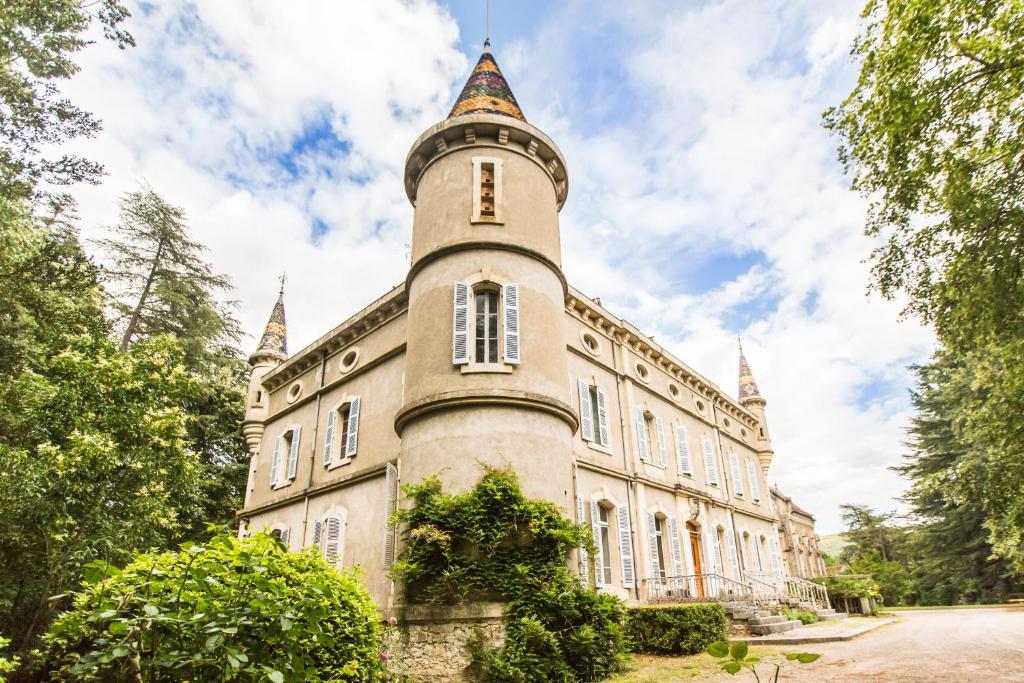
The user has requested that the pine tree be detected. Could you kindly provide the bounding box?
[97,187,250,534]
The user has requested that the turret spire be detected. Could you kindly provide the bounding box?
[251,282,288,363]
[448,41,526,122]
[738,337,763,405]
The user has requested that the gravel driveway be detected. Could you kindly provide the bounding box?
[759,607,1024,682]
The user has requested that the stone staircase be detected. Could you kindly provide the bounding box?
[724,602,849,636]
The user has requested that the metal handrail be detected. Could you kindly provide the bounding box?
[746,574,780,606]
[783,575,830,609]
[641,573,752,603]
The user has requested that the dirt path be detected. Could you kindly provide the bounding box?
[744,607,1024,682]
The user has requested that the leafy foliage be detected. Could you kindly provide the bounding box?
[707,640,819,681]
[392,468,628,682]
[40,532,385,682]
[782,608,818,626]
[623,603,726,655]
[1,0,133,204]
[811,575,880,601]
[97,186,250,535]
[828,0,1024,584]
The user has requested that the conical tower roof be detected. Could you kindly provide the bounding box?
[448,40,526,122]
[738,341,763,404]
[251,288,288,363]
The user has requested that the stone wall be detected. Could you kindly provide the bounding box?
[384,602,506,682]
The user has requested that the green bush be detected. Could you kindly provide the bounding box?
[393,468,628,682]
[40,532,385,682]
[812,574,881,600]
[624,603,727,655]
[783,607,818,625]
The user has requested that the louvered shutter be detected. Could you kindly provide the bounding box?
[755,536,764,570]
[726,524,740,579]
[383,463,399,567]
[713,531,725,574]
[730,453,744,496]
[675,425,692,474]
[668,515,683,577]
[681,522,696,591]
[703,439,719,485]
[576,495,589,585]
[311,519,322,550]
[279,527,290,548]
[324,515,343,567]
[577,379,594,442]
[502,283,520,364]
[703,529,716,576]
[616,504,635,588]
[344,397,360,456]
[747,461,761,501]
[286,427,301,479]
[769,536,783,574]
[270,435,282,486]
[452,283,470,365]
[655,417,668,467]
[596,389,610,446]
[646,513,660,579]
[590,500,605,587]
[323,408,336,466]
[634,408,650,463]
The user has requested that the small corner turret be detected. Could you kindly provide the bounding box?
[243,283,289,456]
[738,339,774,473]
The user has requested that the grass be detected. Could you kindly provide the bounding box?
[609,647,788,682]
[886,603,1015,611]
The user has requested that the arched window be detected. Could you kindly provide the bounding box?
[474,285,500,363]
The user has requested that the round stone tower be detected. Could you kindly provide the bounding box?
[395,41,577,509]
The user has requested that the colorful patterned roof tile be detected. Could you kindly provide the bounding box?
[738,342,763,403]
[252,290,287,361]
[448,41,526,122]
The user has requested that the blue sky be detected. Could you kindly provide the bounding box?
[61,0,933,532]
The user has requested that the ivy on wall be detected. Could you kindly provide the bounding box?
[391,467,628,682]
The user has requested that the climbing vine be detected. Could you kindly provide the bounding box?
[391,467,628,681]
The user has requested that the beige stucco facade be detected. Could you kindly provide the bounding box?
[237,47,821,610]
[772,488,826,579]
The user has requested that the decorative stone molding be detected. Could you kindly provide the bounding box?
[394,389,579,436]
[404,113,569,209]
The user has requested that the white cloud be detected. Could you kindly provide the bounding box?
[61,0,933,532]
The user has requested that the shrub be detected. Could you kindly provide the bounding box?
[40,532,385,682]
[624,603,727,655]
[783,608,818,625]
[393,468,628,682]
[812,574,881,600]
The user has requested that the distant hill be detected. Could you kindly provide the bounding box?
[818,533,849,558]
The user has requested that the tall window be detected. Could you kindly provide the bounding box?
[578,380,609,447]
[653,516,667,579]
[597,505,613,585]
[474,288,499,363]
[479,162,496,218]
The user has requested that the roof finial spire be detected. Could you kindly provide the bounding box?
[485,0,490,47]
[278,271,286,295]
[738,340,763,405]
[250,284,288,363]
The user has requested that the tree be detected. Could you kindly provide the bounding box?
[897,353,1023,598]
[828,0,1024,580]
[825,0,1024,347]
[838,504,907,565]
[97,187,251,533]
[99,187,241,365]
[1,0,133,204]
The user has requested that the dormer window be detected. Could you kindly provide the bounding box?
[471,157,503,223]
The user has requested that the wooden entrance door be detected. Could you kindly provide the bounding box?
[688,523,704,597]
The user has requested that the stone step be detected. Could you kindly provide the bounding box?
[754,610,772,618]
[818,612,848,621]
[748,615,786,626]
[730,610,755,620]
[815,608,835,616]
[750,619,801,635]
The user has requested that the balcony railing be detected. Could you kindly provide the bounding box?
[642,573,752,603]
[639,571,829,609]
